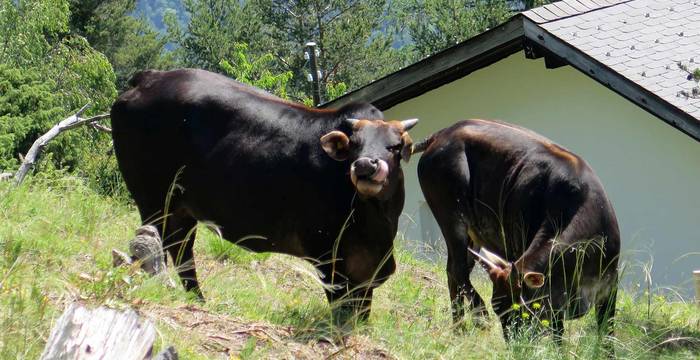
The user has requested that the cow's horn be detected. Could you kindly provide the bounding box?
[468,248,498,271]
[344,118,360,127]
[401,118,419,131]
[481,248,510,268]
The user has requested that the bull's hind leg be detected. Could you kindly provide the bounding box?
[161,210,203,300]
[446,221,488,325]
[595,277,617,356]
[419,151,486,325]
[134,203,202,300]
[428,206,487,324]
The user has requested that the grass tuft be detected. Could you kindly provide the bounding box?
[0,177,698,359]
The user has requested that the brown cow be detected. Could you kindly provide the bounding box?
[111,69,419,319]
[414,119,620,343]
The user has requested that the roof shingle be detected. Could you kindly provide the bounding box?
[524,0,700,120]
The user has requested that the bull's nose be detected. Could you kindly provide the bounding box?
[353,158,378,177]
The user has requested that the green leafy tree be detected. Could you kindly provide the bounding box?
[164,0,299,98]
[68,0,173,89]
[252,0,404,101]
[0,66,64,171]
[523,0,553,8]
[164,0,267,71]
[218,44,293,99]
[395,0,512,59]
[136,0,188,32]
[0,0,70,66]
[0,0,119,195]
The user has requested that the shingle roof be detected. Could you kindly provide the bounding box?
[324,0,700,140]
[523,0,700,120]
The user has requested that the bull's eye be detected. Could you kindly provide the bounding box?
[386,143,402,154]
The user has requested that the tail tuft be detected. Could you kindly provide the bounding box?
[411,135,435,155]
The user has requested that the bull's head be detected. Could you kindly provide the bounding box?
[320,117,418,197]
[468,248,549,336]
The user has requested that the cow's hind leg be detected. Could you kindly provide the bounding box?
[447,223,488,325]
[428,207,487,325]
[419,151,486,326]
[595,279,617,356]
[161,210,203,300]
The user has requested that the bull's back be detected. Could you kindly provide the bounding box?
[418,119,615,253]
[110,69,349,242]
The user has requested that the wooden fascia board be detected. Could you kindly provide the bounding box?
[522,18,700,141]
[321,16,525,111]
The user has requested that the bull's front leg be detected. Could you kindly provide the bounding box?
[317,262,374,322]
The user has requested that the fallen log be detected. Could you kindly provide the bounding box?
[14,104,110,185]
[40,303,177,360]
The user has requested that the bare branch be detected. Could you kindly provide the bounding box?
[14,104,111,185]
[90,121,112,133]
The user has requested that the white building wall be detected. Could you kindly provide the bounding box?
[384,51,700,294]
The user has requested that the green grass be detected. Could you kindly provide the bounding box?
[0,177,698,359]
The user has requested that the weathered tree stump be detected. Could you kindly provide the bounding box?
[129,225,167,276]
[40,303,177,360]
[112,225,176,288]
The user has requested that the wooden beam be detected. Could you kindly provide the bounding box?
[322,16,525,111]
[523,19,700,141]
[544,53,567,69]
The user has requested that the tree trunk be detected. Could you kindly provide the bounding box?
[40,303,174,360]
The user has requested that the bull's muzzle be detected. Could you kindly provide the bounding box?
[351,157,389,196]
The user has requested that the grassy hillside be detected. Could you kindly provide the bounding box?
[0,177,698,359]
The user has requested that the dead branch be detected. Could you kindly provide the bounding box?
[90,122,112,133]
[14,104,110,185]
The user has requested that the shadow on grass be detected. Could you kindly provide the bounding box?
[267,302,370,345]
[633,319,700,353]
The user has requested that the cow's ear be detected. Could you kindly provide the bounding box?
[523,272,545,288]
[320,131,350,161]
[400,132,413,163]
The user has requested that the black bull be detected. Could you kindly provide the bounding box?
[110,69,418,318]
[415,119,620,341]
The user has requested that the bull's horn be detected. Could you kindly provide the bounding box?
[481,248,510,268]
[468,248,498,271]
[344,118,360,127]
[401,118,419,131]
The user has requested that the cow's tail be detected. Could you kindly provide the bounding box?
[411,134,435,155]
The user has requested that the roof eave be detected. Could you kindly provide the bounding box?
[521,18,700,141]
[321,15,526,110]
[322,13,700,141]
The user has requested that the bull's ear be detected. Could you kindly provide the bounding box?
[320,130,350,161]
[400,132,413,163]
[523,272,545,288]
